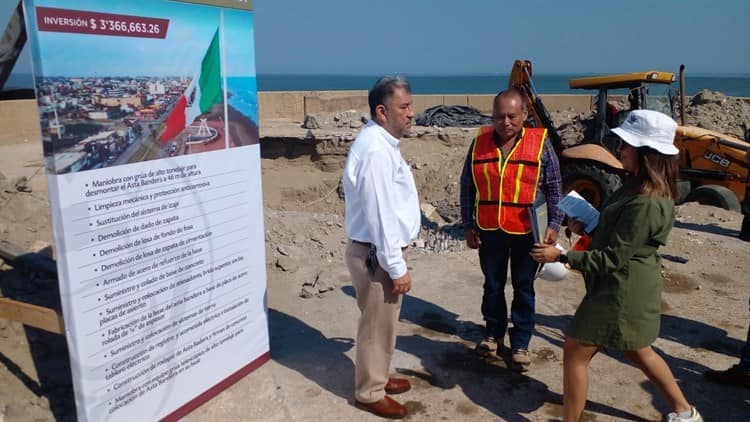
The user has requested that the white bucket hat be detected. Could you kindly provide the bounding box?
[611,110,679,155]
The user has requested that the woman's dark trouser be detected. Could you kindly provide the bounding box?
[478,229,538,350]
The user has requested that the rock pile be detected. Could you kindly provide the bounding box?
[332,110,368,129]
[684,90,750,139]
[549,91,750,145]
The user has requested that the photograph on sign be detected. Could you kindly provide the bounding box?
[28,1,259,175]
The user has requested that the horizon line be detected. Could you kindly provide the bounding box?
[9,71,750,78]
[253,72,750,78]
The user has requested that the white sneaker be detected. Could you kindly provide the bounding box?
[666,406,702,422]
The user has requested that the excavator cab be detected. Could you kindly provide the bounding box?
[569,71,678,155]
[570,70,749,212]
[509,59,749,213]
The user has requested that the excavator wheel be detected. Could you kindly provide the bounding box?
[684,185,741,212]
[563,163,622,210]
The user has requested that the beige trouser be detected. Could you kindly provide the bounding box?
[346,241,404,403]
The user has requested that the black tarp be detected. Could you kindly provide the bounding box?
[416,105,493,127]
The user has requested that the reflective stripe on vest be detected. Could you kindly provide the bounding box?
[471,126,547,233]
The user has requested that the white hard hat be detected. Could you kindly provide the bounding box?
[538,261,569,281]
[537,244,569,281]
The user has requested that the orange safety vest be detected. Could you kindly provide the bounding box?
[471,126,547,233]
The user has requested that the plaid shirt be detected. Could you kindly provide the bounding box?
[460,131,563,232]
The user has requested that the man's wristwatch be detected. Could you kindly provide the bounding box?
[558,251,568,264]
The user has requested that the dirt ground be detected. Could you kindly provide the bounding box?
[1,97,750,421]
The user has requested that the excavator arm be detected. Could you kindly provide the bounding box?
[507,60,623,209]
[0,1,33,101]
[507,60,564,155]
[0,1,26,92]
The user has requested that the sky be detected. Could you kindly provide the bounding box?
[3,0,750,78]
[252,0,750,75]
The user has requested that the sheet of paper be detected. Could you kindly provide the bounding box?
[556,190,600,233]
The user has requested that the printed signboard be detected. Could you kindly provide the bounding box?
[22,0,268,420]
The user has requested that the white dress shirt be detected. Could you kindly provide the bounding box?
[343,121,420,279]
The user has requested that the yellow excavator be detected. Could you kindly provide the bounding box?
[508,60,750,219]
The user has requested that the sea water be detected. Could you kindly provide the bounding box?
[226,76,259,123]
[255,73,750,97]
[6,72,749,100]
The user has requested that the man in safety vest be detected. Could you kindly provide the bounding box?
[459,88,563,372]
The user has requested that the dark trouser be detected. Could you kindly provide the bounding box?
[740,321,750,372]
[478,229,537,350]
[740,215,750,241]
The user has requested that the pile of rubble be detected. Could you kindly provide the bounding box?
[684,90,750,139]
[302,110,369,130]
[549,90,750,146]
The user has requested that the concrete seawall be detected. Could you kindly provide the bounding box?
[258,91,595,121]
[4,92,749,146]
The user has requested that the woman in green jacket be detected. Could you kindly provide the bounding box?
[531,110,702,422]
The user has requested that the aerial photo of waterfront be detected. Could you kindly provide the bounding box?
[26,0,258,174]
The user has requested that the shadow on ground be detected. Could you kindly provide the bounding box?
[0,265,75,421]
[639,346,750,420]
[341,285,485,344]
[397,335,646,421]
[537,310,750,419]
[339,287,644,420]
[660,313,746,358]
[268,308,355,401]
[674,220,741,239]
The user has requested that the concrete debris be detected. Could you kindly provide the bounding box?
[333,110,367,129]
[11,176,31,193]
[276,255,299,273]
[420,202,446,227]
[301,114,321,129]
[414,225,465,255]
[277,245,290,256]
[691,89,727,106]
[299,270,336,299]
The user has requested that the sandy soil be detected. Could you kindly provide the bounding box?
[1,103,749,421]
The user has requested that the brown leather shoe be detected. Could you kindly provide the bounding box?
[355,396,406,419]
[385,377,411,394]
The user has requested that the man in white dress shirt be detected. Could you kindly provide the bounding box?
[343,76,420,419]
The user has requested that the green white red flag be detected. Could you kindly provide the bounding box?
[160,29,222,142]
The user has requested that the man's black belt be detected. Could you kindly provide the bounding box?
[351,240,408,250]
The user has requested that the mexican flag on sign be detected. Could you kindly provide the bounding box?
[160,29,222,143]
